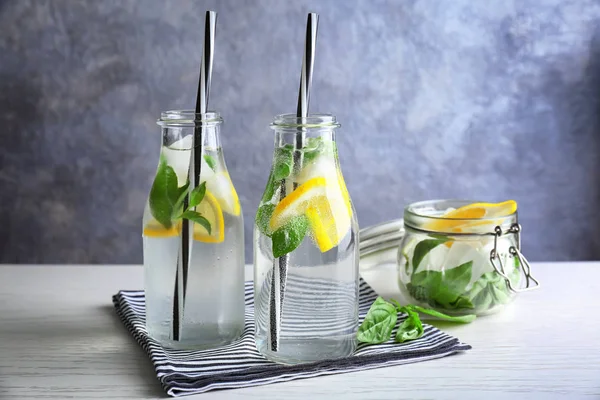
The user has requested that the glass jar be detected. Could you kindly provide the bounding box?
[397,199,539,316]
[142,110,245,349]
[254,114,359,364]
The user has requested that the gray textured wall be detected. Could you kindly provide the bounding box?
[1,0,600,264]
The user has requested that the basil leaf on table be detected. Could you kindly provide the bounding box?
[357,297,398,344]
[410,305,476,323]
[395,307,424,343]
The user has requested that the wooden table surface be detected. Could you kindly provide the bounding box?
[1,257,598,399]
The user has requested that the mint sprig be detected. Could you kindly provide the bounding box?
[357,297,476,345]
[149,159,211,233]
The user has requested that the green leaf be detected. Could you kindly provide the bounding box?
[409,262,474,311]
[395,308,424,343]
[410,305,476,323]
[357,297,398,344]
[274,162,292,181]
[149,159,181,229]
[204,155,216,171]
[256,203,276,237]
[471,286,493,310]
[188,182,207,208]
[179,211,211,234]
[271,215,308,258]
[172,181,190,217]
[412,239,447,270]
[261,171,277,203]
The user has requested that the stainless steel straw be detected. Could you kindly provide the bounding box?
[269,12,319,352]
[172,10,217,341]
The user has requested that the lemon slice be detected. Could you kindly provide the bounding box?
[270,176,353,253]
[426,200,517,232]
[143,220,181,238]
[193,191,225,243]
[269,177,327,232]
[306,170,353,252]
[306,193,351,252]
[207,171,241,216]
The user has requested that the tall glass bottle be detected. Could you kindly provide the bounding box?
[254,114,359,364]
[143,110,245,349]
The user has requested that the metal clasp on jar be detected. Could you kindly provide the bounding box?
[489,223,540,293]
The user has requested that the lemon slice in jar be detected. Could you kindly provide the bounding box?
[426,200,517,233]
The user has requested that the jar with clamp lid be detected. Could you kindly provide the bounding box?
[397,199,540,316]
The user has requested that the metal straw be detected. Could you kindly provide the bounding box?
[269,12,319,352]
[172,10,217,341]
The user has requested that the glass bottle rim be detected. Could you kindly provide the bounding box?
[403,199,518,233]
[270,113,340,129]
[157,110,223,127]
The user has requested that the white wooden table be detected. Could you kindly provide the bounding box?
[1,257,598,399]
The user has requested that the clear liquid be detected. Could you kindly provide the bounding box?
[254,220,359,364]
[143,144,245,349]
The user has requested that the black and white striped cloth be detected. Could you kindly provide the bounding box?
[112,278,471,397]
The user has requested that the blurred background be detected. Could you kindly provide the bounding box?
[1,0,600,264]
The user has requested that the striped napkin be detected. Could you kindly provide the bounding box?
[112,278,471,397]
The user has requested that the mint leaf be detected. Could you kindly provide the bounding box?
[261,171,277,203]
[412,239,446,270]
[179,211,211,234]
[256,203,276,237]
[188,182,206,208]
[149,159,180,229]
[204,155,216,171]
[271,215,308,258]
[172,181,190,217]
[357,297,397,344]
[410,305,476,323]
[395,308,424,343]
[274,162,291,181]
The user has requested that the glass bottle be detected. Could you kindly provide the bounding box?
[143,110,245,349]
[254,114,359,364]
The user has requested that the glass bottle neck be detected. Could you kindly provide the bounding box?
[273,129,335,150]
[161,124,222,151]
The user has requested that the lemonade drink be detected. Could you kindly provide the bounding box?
[254,114,359,364]
[143,111,244,348]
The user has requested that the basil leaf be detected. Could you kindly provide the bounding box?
[271,215,308,258]
[204,155,217,171]
[357,297,398,344]
[471,286,494,310]
[395,308,424,343]
[188,182,207,208]
[409,262,474,311]
[149,159,180,229]
[412,239,447,270]
[256,203,276,237]
[179,211,211,234]
[410,305,476,323]
[436,261,473,301]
